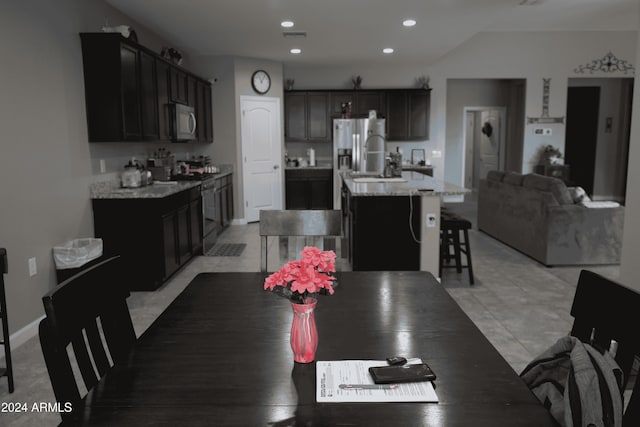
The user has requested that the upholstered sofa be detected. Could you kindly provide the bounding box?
[478,171,624,266]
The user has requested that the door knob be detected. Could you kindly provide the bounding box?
[273,164,280,170]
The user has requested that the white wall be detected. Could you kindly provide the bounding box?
[620,23,640,291]
[0,0,203,334]
[191,56,284,220]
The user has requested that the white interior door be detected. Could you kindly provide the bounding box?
[241,96,282,222]
[475,109,502,185]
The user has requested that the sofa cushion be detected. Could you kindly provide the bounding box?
[568,186,591,204]
[503,172,524,186]
[522,174,573,205]
[486,170,506,182]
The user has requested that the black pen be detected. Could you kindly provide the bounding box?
[339,384,399,390]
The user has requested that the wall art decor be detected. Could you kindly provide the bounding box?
[527,78,565,124]
[574,51,635,75]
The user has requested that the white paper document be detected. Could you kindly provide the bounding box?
[316,360,439,403]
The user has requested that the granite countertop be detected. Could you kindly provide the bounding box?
[90,180,201,199]
[91,165,234,200]
[285,164,333,170]
[342,171,469,197]
[403,165,435,171]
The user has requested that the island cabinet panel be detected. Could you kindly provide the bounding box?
[285,169,333,210]
[345,190,421,271]
[92,187,202,291]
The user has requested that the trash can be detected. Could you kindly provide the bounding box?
[53,238,104,283]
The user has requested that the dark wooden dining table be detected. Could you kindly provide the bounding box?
[63,271,555,426]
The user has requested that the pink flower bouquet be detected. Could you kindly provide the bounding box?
[264,247,337,304]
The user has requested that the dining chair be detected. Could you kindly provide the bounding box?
[259,209,343,272]
[0,248,14,393]
[39,255,136,419]
[570,269,640,426]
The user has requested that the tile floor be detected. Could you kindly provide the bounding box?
[0,194,621,426]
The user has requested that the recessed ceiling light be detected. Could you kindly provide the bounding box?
[403,19,417,27]
[281,20,294,28]
[290,48,302,54]
[383,48,394,54]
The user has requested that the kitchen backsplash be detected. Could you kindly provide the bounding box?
[89,142,212,176]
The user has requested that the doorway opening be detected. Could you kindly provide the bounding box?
[565,78,633,202]
[463,107,506,189]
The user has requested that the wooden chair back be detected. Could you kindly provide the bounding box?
[259,210,343,272]
[570,270,640,426]
[39,255,135,418]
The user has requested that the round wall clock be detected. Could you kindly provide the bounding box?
[251,70,271,94]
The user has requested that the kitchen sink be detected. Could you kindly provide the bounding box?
[348,171,383,178]
[352,177,407,183]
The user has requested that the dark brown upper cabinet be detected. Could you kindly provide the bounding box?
[139,51,159,141]
[170,68,189,105]
[80,33,213,143]
[386,89,430,141]
[330,92,355,117]
[353,91,386,117]
[285,92,330,142]
[286,88,430,143]
[156,60,172,141]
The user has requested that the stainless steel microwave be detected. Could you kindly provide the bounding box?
[170,103,196,141]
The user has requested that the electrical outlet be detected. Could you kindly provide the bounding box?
[426,213,437,228]
[100,159,106,173]
[28,257,37,276]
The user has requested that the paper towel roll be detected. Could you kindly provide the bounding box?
[308,148,316,166]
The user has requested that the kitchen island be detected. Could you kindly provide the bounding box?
[342,171,468,274]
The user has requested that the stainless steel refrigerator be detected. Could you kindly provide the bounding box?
[332,118,386,208]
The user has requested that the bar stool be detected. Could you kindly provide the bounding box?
[439,212,474,285]
[0,248,14,392]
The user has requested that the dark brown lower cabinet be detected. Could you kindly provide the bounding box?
[285,169,333,209]
[93,186,202,291]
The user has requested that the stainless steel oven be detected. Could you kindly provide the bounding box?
[202,177,219,253]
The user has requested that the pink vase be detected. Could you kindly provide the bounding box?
[290,297,318,363]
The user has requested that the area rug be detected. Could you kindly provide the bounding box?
[205,243,246,257]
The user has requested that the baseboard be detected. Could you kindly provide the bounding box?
[9,315,44,350]
[231,218,248,225]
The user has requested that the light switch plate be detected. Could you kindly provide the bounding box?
[28,257,37,276]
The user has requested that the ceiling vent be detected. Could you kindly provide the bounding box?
[519,0,541,5]
[283,31,307,38]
